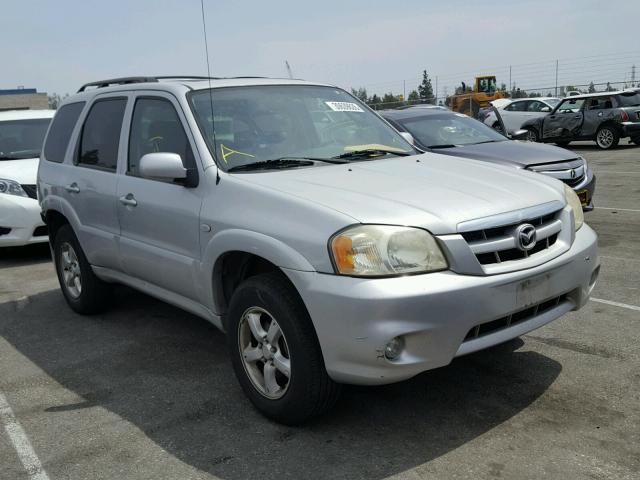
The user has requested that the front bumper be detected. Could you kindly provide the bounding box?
[0,194,47,247]
[285,224,598,385]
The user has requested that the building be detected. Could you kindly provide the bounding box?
[0,88,49,111]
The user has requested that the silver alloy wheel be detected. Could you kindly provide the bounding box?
[60,242,82,299]
[238,307,291,399]
[597,128,614,148]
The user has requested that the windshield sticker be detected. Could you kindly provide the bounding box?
[325,101,364,113]
[220,144,255,164]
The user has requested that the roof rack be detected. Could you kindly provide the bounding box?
[77,75,276,93]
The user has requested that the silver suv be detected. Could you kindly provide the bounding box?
[38,76,599,424]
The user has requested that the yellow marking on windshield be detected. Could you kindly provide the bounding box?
[220,144,255,164]
[344,144,407,153]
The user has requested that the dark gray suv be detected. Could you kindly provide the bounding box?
[521,90,640,149]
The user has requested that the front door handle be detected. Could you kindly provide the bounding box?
[574,115,582,119]
[65,183,80,194]
[119,194,137,207]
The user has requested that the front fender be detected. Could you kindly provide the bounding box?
[198,228,316,313]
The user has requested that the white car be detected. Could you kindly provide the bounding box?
[0,109,54,247]
[483,97,561,134]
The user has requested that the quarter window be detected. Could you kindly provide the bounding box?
[128,97,194,177]
[43,102,85,163]
[77,98,127,170]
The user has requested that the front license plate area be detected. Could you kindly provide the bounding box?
[516,273,552,309]
[577,189,589,206]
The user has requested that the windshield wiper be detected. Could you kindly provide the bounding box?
[427,144,458,149]
[332,148,411,160]
[468,140,502,145]
[227,157,347,172]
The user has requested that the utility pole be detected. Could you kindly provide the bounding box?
[403,80,406,103]
[632,64,637,87]
[509,65,512,92]
[435,76,438,104]
[285,60,293,79]
[555,60,558,97]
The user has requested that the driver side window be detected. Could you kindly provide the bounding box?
[505,101,527,112]
[557,99,585,113]
[128,97,194,178]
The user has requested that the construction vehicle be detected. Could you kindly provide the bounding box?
[446,75,508,118]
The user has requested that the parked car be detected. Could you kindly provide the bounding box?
[39,76,599,424]
[483,97,561,134]
[521,90,640,149]
[380,108,596,209]
[0,109,54,247]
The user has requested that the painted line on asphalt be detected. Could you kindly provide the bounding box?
[594,171,640,175]
[0,392,50,480]
[591,297,640,312]
[600,255,640,263]
[595,207,640,213]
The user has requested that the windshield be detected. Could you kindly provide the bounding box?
[189,85,414,171]
[617,92,640,107]
[545,98,561,107]
[398,113,507,148]
[0,118,51,160]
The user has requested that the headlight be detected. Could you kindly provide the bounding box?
[0,178,27,198]
[564,184,584,230]
[330,225,448,276]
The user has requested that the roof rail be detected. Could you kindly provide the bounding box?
[77,76,159,93]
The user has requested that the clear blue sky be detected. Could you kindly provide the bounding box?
[3,0,639,98]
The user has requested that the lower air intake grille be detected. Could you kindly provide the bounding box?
[463,294,568,342]
[33,226,48,237]
[21,184,38,199]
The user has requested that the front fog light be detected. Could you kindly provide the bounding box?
[384,336,405,360]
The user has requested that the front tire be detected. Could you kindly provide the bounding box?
[524,127,539,142]
[227,272,340,424]
[595,125,619,150]
[53,225,113,314]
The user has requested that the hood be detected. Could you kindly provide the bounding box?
[430,140,579,168]
[234,152,565,235]
[0,158,39,184]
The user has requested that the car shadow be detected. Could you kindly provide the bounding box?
[0,287,561,480]
[0,242,51,267]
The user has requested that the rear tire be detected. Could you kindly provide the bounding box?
[227,272,341,425]
[595,125,619,150]
[53,225,113,314]
[631,137,640,146]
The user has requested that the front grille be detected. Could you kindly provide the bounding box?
[528,159,586,188]
[33,226,48,237]
[21,184,37,200]
[461,210,562,266]
[0,227,11,236]
[463,294,568,342]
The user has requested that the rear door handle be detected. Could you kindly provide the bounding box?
[119,194,137,207]
[65,183,80,194]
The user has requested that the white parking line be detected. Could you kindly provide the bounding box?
[591,297,640,312]
[0,392,50,480]
[595,207,640,213]
[594,171,640,175]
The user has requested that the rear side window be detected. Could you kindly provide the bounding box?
[616,92,640,107]
[43,102,85,163]
[505,101,527,112]
[128,97,194,177]
[77,98,127,171]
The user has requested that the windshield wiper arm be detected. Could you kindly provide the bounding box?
[332,148,411,160]
[227,157,347,172]
[427,144,458,149]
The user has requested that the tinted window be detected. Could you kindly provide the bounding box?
[587,97,613,110]
[527,101,547,112]
[128,97,194,177]
[0,118,51,160]
[504,101,527,112]
[557,98,585,113]
[616,92,640,107]
[78,98,127,170]
[43,102,85,163]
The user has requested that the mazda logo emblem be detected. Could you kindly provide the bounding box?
[515,223,537,251]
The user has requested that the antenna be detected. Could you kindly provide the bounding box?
[285,60,293,79]
[200,0,218,176]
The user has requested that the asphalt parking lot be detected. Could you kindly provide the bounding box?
[1,142,639,480]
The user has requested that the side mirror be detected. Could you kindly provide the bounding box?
[399,131,416,146]
[139,152,187,180]
[540,106,551,112]
[511,129,529,140]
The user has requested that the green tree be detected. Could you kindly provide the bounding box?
[350,87,368,102]
[418,70,434,102]
[588,82,596,93]
[407,90,420,103]
[382,92,403,108]
[605,82,615,92]
[368,94,382,108]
